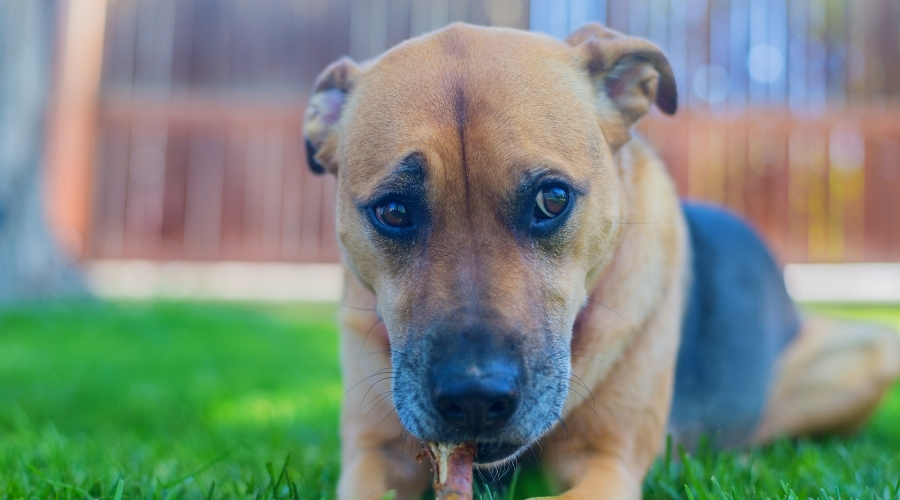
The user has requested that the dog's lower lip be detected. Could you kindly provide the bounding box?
[473,442,522,465]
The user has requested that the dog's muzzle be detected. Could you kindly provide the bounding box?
[392,321,569,466]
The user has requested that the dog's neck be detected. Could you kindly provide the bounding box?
[567,137,689,413]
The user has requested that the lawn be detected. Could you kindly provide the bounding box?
[0,301,898,499]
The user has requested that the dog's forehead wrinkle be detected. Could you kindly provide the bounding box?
[451,79,474,223]
[450,78,469,128]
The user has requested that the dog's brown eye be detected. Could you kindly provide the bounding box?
[534,186,568,219]
[375,201,411,227]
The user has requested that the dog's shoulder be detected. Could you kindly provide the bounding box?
[670,202,800,448]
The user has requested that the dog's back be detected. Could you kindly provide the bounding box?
[671,203,800,448]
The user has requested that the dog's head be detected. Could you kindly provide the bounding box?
[304,23,675,467]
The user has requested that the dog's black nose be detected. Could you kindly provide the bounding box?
[431,360,520,434]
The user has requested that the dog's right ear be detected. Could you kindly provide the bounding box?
[303,57,360,175]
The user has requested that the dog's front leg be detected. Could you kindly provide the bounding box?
[539,283,684,500]
[338,444,429,500]
[337,274,431,500]
[538,453,644,499]
[539,358,677,499]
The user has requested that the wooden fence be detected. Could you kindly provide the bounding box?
[642,108,900,263]
[47,0,900,264]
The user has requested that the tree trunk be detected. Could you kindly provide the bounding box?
[0,0,85,302]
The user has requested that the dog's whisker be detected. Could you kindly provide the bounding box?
[567,385,588,404]
[568,350,614,358]
[484,462,497,485]
[356,318,386,362]
[568,379,595,410]
[566,385,597,414]
[567,387,607,425]
[360,389,393,411]
[339,302,378,311]
[476,468,489,490]
[359,376,396,409]
[400,428,419,458]
[363,391,394,420]
[585,298,640,335]
[564,353,617,366]
[568,354,614,365]
[570,373,598,407]
[494,450,511,483]
[397,427,415,458]
[570,347,615,356]
[340,368,396,401]
[374,405,398,430]
[558,416,578,455]
[506,458,519,483]
[494,464,505,485]
[564,380,616,425]
[364,391,392,415]
[549,425,561,468]
[610,220,670,225]
[494,459,510,485]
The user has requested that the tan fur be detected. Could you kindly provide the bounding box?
[754,317,900,443]
[303,22,898,500]
[539,139,688,498]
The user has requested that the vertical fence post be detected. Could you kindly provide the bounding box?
[45,0,108,259]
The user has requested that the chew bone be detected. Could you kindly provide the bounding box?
[422,441,476,500]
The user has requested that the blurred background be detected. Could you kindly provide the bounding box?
[7,0,900,301]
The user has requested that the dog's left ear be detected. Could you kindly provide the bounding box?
[303,57,361,175]
[567,23,677,151]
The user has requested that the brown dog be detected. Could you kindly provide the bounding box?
[303,23,900,499]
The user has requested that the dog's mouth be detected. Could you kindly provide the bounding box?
[472,441,527,468]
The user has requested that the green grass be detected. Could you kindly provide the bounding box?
[0,301,898,499]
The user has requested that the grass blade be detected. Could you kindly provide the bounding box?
[113,479,125,500]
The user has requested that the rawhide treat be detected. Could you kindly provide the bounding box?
[421,441,476,500]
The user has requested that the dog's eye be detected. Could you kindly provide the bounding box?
[534,185,569,220]
[375,201,411,228]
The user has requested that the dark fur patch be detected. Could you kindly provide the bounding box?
[363,154,428,205]
[304,139,326,174]
[670,203,799,449]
